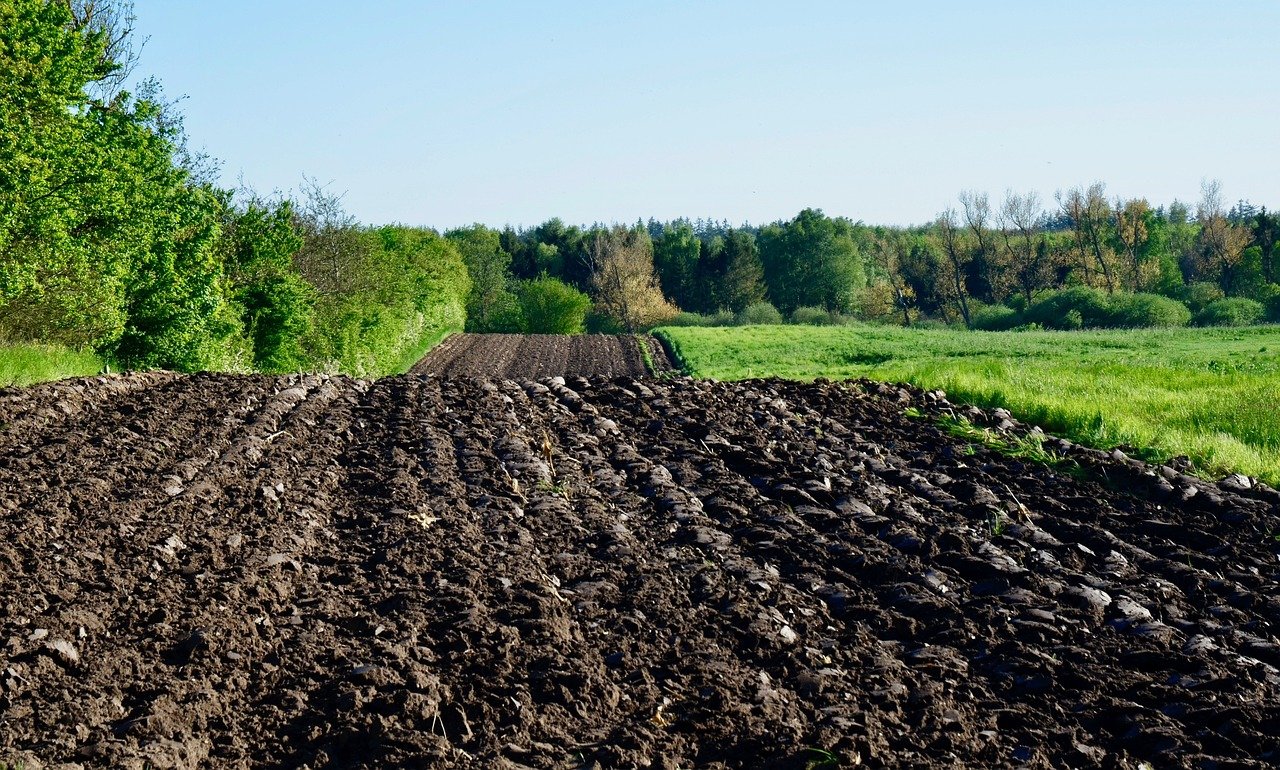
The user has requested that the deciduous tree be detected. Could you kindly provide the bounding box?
[1195,180,1250,294]
[587,226,677,332]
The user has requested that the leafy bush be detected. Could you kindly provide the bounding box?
[222,199,313,372]
[736,301,784,325]
[1106,293,1191,329]
[1194,298,1265,327]
[483,291,526,333]
[238,273,315,372]
[1025,287,1111,329]
[517,277,591,334]
[302,227,469,376]
[791,306,837,326]
[970,303,1022,331]
[585,310,625,334]
[1259,284,1280,323]
[1177,282,1226,315]
[665,311,736,327]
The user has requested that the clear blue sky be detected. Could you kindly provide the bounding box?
[131,1,1279,229]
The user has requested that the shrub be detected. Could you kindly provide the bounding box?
[1259,284,1280,323]
[736,301,783,326]
[665,310,737,327]
[1025,286,1110,329]
[584,311,622,334]
[791,306,836,326]
[666,311,713,327]
[481,291,526,333]
[1178,282,1225,314]
[301,227,469,377]
[970,303,1022,331]
[1194,298,1265,327]
[1106,293,1191,329]
[517,277,591,334]
[239,273,315,372]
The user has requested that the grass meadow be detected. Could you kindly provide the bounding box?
[657,324,1280,486]
[0,344,103,388]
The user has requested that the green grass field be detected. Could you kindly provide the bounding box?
[657,324,1280,486]
[0,344,103,388]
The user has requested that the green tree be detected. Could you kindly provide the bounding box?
[758,208,865,314]
[653,221,700,310]
[221,199,312,372]
[719,229,766,313]
[446,223,518,332]
[0,0,123,344]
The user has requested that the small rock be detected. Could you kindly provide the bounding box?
[45,639,79,666]
[1220,474,1254,492]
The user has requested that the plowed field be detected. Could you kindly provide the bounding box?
[1,367,1278,768]
[411,334,670,379]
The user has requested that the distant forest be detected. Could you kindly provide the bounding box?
[3,0,1277,376]
[458,185,1279,334]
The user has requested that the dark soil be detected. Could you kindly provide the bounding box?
[411,334,671,379]
[0,367,1277,769]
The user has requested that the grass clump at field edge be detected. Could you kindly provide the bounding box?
[657,324,1280,486]
[0,344,103,387]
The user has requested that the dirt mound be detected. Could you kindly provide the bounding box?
[411,334,671,379]
[0,372,1277,768]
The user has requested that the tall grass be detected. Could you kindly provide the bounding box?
[0,344,104,387]
[657,324,1280,485]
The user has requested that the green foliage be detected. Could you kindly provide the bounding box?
[0,3,244,371]
[791,306,838,326]
[1106,292,1191,328]
[114,185,240,372]
[220,199,310,372]
[1261,284,1280,322]
[970,303,1022,331]
[446,224,518,332]
[1177,282,1226,314]
[736,301,784,325]
[653,221,701,310]
[516,276,591,334]
[665,310,737,327]
[1194,297,1265,327]
[235,273,314,372]
[303,227,468,377]
[1024,286,1112,329]
[759,209,866,314]
[719,229,767,313]
[659,323,1280,485]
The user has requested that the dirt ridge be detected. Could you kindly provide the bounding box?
[410,334,672,379]
[0,371,1276,768]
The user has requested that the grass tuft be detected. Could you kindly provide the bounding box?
[0,344,104,387]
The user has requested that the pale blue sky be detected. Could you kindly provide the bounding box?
[131,1,1279,229]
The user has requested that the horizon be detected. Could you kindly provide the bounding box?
[131,1,1280,230]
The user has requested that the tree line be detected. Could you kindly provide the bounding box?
[4,1,1276,380]
[0,0,468,375]
[453,183,1279,336]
